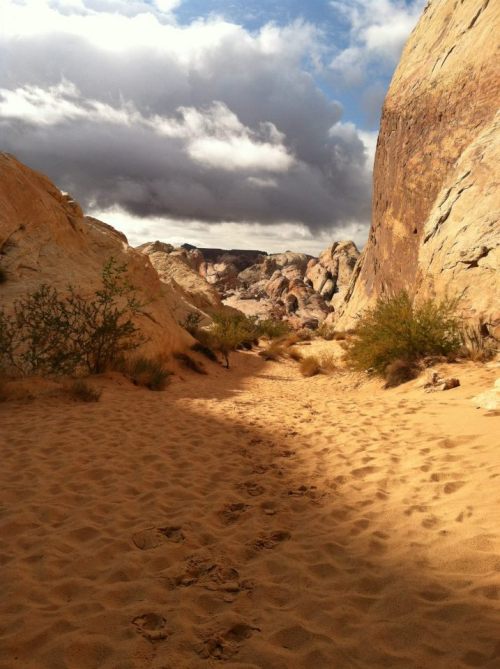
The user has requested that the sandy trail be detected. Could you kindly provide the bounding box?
[0,351,499,669]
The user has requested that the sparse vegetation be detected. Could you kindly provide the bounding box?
[209,313,259,368]
[317,322,336,340]
[345,292,462,377]
[68,379,101,402]
[459,324,497,362]
[123,356,171,390]
[0,259,146,376]
[174,352,207,374]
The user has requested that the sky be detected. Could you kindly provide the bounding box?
[0,0,425,254]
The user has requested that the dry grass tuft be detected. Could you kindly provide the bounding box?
[383,359,420,388]
[68,379,101,402]
[259,344,284,361]
[299,356,321,377]
[119,356,171,390]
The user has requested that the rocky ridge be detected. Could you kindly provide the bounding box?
[0,153,193,359]
[336,0,499,333]
[139,241,360,328]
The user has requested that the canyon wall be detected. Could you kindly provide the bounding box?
[337,0,499,332]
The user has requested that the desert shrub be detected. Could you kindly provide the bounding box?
[209,312,259,368]
[288,347,303,362]
[180,312,203,336]
[125,356,171,390]
[300,356,321,377]
[459,324,497,362]
[345,292,461,375]
[0,267,6,284]
[0,259,145,376]
[256,319,290,339]
[68,379,101,402]
[191,342,218,362]
[383,359,420,388]
[174,352,207,374]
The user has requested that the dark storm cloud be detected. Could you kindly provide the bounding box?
[0,4,372,232]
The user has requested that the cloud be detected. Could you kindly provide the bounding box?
[329,0,425,85]
[0,0,375,246]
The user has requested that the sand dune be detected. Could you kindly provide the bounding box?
[0,350,499,669]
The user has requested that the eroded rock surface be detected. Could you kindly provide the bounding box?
[336,0,499,333]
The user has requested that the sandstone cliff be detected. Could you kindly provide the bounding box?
[0,154,193,359]
[337,0,499,332]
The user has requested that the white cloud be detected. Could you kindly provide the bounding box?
[329,0,425,84]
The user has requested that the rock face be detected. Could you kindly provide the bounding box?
[337,0,499,332]
[137,241,222,321]
[0,154,192,359]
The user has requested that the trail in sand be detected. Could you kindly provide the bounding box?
[0,349,499,668]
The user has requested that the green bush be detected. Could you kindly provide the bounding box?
[209,312,259,368]
[0,258,146,376]
[345,291,461,375]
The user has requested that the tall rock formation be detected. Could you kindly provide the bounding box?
[0,154,193,358]
[337,0,499,331]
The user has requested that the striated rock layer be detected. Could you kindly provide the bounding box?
[0,154,192,358]
[337,0,499,332]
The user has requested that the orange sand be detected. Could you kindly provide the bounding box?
[0,350,499,669]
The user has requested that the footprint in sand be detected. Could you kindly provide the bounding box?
[132,613,168,642]
[251,530,291,551]
[239,481,265,497]
[218,502,250,525]
[165,554,253,598]
[132,526,184,550]
[444,480,466,494]
[351,465,378,479]
[196,622,259,660]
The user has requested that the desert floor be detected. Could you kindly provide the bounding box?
[0,346,499,669]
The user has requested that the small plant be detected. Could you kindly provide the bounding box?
[319,353,336,373]
[459,325,497,362]
[0,267,6,284]
[125,356,171,390]
[0,258,146,376]
[300,356,321,377]
[345,291,461,375]
[383,359,420,388]
[174,352,207,374]
[68,379,101,402]
[180,312,203,336]
[209,312,258,368]
[191,342,218,362]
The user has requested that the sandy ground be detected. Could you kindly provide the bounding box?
[0,347,499,669]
